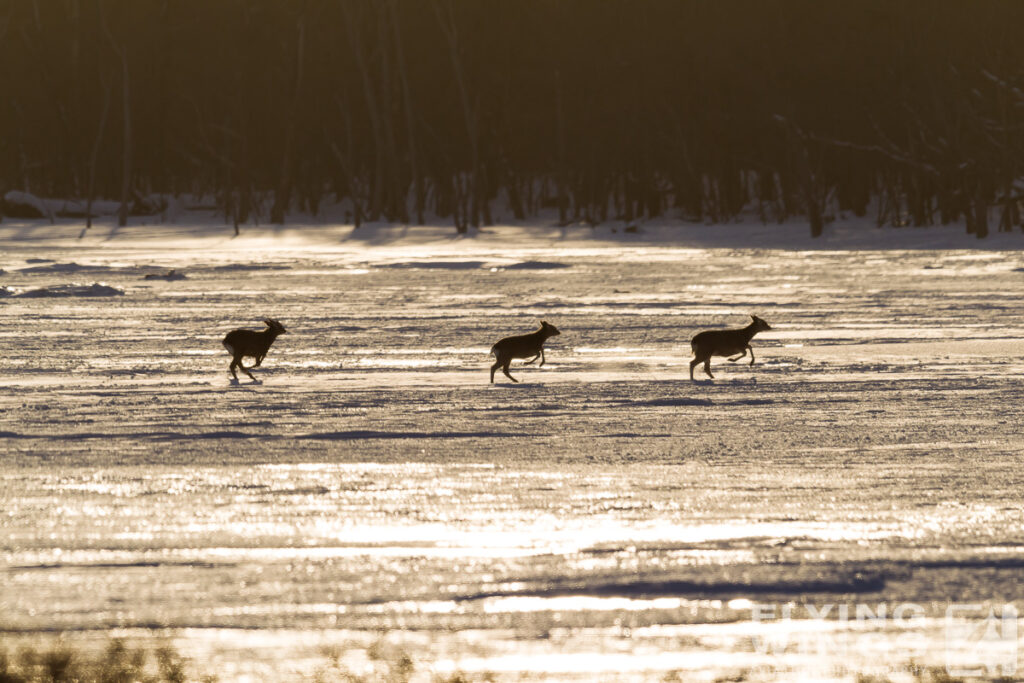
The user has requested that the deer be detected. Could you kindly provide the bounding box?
[490,320,561,383]
[690,315,771,380]
[222,319,287,381]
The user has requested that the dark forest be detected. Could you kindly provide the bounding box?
[2,0,1023,236]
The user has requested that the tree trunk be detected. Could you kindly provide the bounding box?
[81,77,113,237]
[117,51,131,229]
[554,71,568,226]
[270,14,305,225]
[375,5,404,222]
[434,0,480,232]
[98,1,131,228]
[974,197,988,239]
[329,101,365,229]
[390,0,423,224]
[341,2,386,222]
[507,174,526,220]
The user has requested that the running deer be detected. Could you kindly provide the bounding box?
[490,320,561,383]
[690,315,771,380]
[222,318,287,381]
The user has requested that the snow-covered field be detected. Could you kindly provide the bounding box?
[3,219,1024,681]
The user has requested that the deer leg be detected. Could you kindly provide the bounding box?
[538,348,546,367]
[703,359,714,379]
[748,345,756,366]
[502,361,518,383]
[490,358,501,383]
[229,358,239,380]
[522,353,540,365]
[235,355,257,381]
[253,353,265,367]
[728,348,747,363]
[689,357,700,381]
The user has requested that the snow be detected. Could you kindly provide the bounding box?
[2,215,1024,681]
[11,282,125,297]
[2,190,50,218]
[143,269,188,281]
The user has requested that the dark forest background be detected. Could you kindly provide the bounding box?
[2,0,1023,236]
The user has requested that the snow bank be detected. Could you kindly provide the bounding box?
[2,191,50,219]
[211,264,288,272]
[18,262,94,274]
[143,269,187,281]
[1,210,1024,254]
[504,261,572,270]
[14,283,126,298]
[379,260,488,270]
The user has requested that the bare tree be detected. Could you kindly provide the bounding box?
[81,75,113,237]
[389,0,422,223]
[270,10,306,225]
[99,0,131,228]
[340,1,386,222]
[433,0,480,233]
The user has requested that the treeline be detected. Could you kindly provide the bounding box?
[2,0,1023,236]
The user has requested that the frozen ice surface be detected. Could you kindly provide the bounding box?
[2,220,1024,680]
